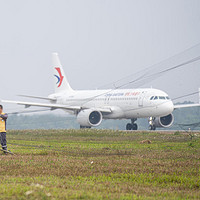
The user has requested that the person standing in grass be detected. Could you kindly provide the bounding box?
[0,105,8,152]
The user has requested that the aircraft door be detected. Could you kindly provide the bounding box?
[104,95,111,105]
[138,92,145,107]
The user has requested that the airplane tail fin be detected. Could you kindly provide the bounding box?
[52,53,73,93]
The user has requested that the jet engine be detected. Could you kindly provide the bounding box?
[77,109,103,127]
[153,114,174,128]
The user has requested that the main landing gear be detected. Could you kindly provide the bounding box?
[80,126,91,129]
[126,118,138,130]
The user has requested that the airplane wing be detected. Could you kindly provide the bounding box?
[17,94,57,101]
[174,103,200,109]
[1,100,81,111]
[1,100,112,113]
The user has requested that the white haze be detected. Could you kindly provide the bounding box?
[0,0,200,113]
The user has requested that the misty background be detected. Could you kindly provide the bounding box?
[0,0,200,120]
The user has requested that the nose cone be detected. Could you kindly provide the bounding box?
[161,100,174,115]
[168,100,174,112]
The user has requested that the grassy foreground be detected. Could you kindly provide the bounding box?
[0,129,199,200]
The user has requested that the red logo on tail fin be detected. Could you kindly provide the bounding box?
[54,67,64,87]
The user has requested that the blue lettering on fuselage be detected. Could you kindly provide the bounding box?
[105,93,124,97]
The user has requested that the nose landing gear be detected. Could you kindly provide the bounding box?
[149,125,156,130]
[148,117,156,130]
[126,118,138,130]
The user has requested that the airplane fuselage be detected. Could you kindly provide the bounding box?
[49,88,174,119]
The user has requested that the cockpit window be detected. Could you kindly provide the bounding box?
[150,96,170,100]
[154,96,158,100]
[150,96,154,100]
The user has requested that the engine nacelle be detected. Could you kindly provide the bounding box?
[154,114,174,128]
[77,109,103,127]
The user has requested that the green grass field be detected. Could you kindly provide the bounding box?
[0,129,200,200]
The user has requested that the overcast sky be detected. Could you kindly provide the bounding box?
[0,0,200,112]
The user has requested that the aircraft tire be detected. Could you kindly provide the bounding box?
[132,123,138,130]
[126,123,133,130]
[149,125,156,130]
[80,126,91,129]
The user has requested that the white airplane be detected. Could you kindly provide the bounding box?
[2,53,200,130]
